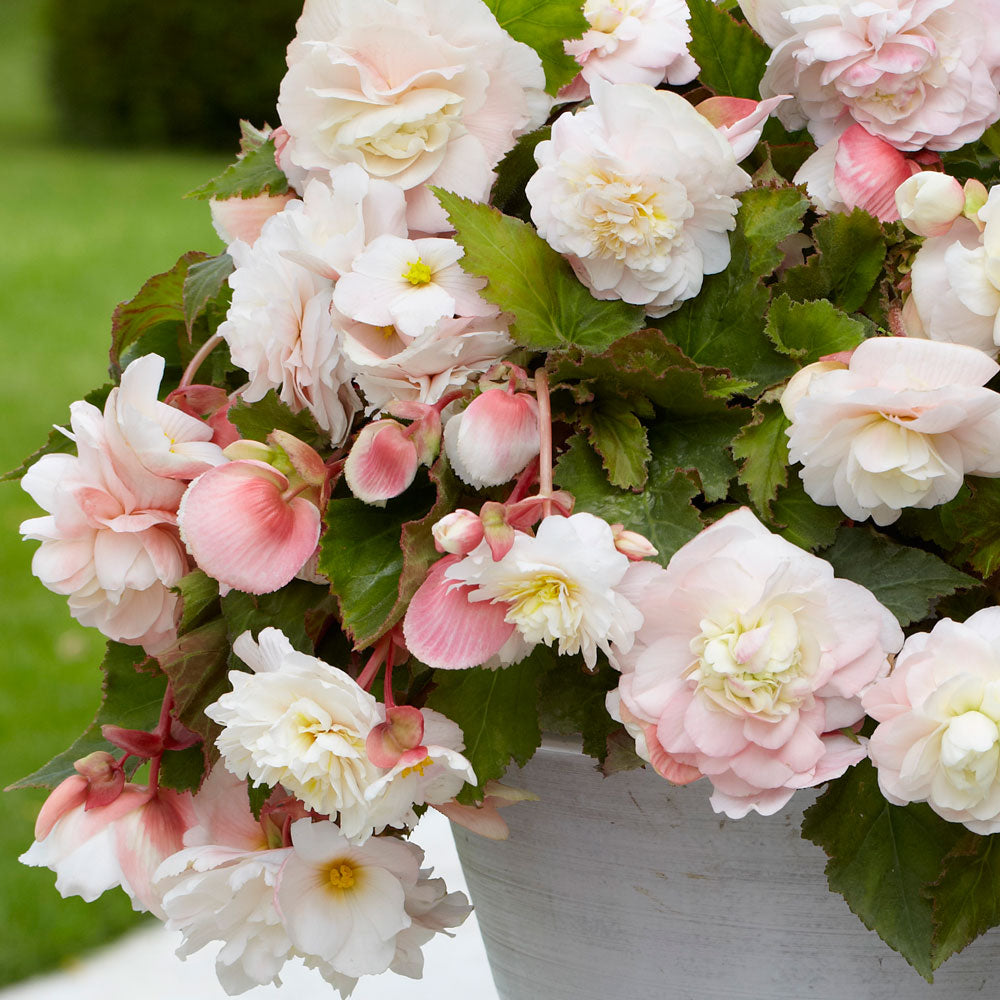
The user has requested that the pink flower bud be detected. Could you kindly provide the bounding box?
[433,509,485,555]
[444,389,540,488]
[178,460,322,594]
[895,172,965,237]
[610,524,658,561]
[343,419,419,505]
[73,752,125,810]
[365,705,426,768]
[480,500,515,561]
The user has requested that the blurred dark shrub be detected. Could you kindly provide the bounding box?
[47,0,301,149]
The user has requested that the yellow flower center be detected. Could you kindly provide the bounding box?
[328,861,356,890]
[403,258,433,286]
[401,755,433,779]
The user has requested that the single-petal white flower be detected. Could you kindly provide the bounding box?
[865,608,1000,833]
[332,235,495,339]
[219,170,406,444]
[446,512,646,668]
[526,80,750,317]
[783,337,1000,525]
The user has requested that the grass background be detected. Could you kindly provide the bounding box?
[0,0,229,984]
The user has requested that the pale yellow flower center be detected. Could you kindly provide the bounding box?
[401,755,433,779]
[328,861,356,890]
[498,572,583,645]
[403,258,433,286]
[688,604,814,720]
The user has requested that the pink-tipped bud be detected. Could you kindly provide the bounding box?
[166,385,240,448]
[444,388,540,489]
[387,400,442,467]
[894,172,965,237]
[610,525,658,561]
[210,192,296,247]
[101,725,162,759]
[433,509,485,555]
[268,430,329,503]
[365,705,426,769]
[223,438,278,463]
[73,751,126,810]
[344,419,419,505]
[480,501,516,561]
[505,491,576,531]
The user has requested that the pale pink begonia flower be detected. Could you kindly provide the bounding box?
[21,779,195,919]
[744,0,1000,152]
[783,337,1000,526]
[332,235,496,340]
[526,80,751,317]
[405,512,647,670]
[563,0,699,95]
[793,124,937,222]
[904,215,1000,356]
[276,0,550,232]
[895,171,967,238]
[695,95,791,162]
[864,608,1000,834]
[20,403,188,652]
[906,185,1000,356]
[443,388,540,488]
[102,354,228,511]
[209,192,297,247]
[178,459,322,595]
[219,170,407,445]
[206,628,474,843]
[340,313,514,414]
[610,508,903,819]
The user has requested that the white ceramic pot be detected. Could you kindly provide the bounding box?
[451,737,1000,1000]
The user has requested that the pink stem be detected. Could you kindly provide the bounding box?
[382,643,396,710]
[146,685,176,792]
[506,456,540,505]
[180,334,223,390]
[534,369,553,518]
[357,638,388,692]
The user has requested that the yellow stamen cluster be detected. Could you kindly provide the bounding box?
[328,861,356,890]
[403,258,433,286]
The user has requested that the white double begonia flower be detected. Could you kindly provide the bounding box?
[783,338,1000,525]
[526,80,750,317]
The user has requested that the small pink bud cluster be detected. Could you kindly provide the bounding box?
[894,173,987,237]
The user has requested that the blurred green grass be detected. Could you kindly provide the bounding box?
[0,0,229,984]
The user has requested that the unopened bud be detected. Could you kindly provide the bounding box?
[610,525,658,561]
[432,509,485,555]
[895,172,965,238]
[344,419,419,506]
[781,361,847,420]
[964,179,990,227]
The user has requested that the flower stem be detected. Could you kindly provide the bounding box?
[534,368,553,517]
[179,334,223,390]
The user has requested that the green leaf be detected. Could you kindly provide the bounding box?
[182,252,234,334]
[769,477,842,550]
[8,644,164,790]
[187,123,289,201]
[546,329,750,501]
[687,0,770,99]
[157,617,231,757]
[554,435,703,565]
[248,782,274,821]
[174,570,220,635]
[158,745,207,795]
[538,655,619,763]
[930,833,1000,969]
[942,478,1000,577]
[221,581,333,665]
[435,190,645,353]
[777,209,887,312]
[655,188,807,391]
[730,401,790,513]
[110,251,208,377]
[822,526,980,626]
[491,125,551,220]
[320,482,437,649]
[579,397,651,490]
[802,759,967,980]
[426,650,548,802]
[227,390,330,452]
[2,383,112,482]
[765,295,868,363]
[484,0,587,95]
